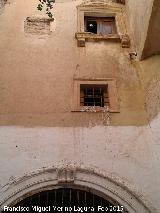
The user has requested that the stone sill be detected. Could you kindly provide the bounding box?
[71,106,120,113]
[75,32,130,48]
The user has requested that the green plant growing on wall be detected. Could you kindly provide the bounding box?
[37,0,55,18]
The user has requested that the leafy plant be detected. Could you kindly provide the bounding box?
[37,0,55,18]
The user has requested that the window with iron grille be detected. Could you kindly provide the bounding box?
[72,79,119,113]
[80,84,109,107]
[5,188,128,213]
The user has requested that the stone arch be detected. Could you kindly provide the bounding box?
[0,166,153,213]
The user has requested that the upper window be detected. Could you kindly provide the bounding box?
[75,1,130,48]
[85,17,117,35]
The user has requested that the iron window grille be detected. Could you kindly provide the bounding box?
[80,84,109,107]
[72,79,119,113]
[7,188,128,213]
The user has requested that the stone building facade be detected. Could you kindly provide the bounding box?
[0,0,160,212]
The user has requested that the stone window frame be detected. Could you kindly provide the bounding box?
[72,78,119,113]
[75,2,130,48]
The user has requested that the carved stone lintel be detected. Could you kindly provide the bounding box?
[121,34,130,48]
[80,0,115,6]
[79,0,125,7]
[81,0,109,5]
[57,169,75,183]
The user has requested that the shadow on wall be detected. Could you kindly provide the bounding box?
[138,55,160,122]
[146,78,160,120]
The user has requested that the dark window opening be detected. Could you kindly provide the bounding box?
[6,188,128,213]
[86,20,97,34]
[85,17,117,35]
[80,84,109,107]
[115,0,125,4]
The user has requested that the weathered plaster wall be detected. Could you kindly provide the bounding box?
[126,0,154,58]
[126,0,160,118]
[0,120,160,212]
[0,0,160,212]
[141,0,160,59]
[0,0,147,126]
[135,55,160,120]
